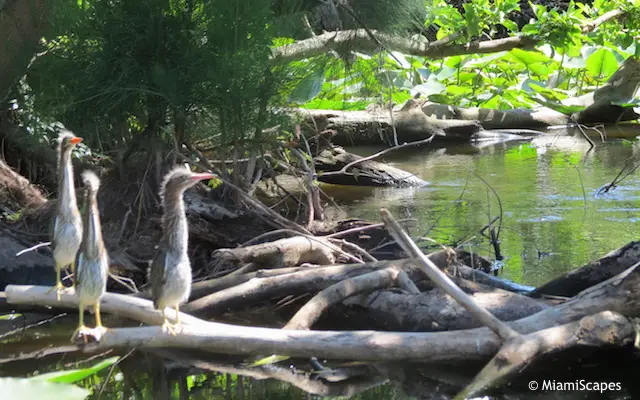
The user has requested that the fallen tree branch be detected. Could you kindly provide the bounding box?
[183,262,396,316]
[188,252,452,302]
[380,208,519,341]
[5,262,640,361]
[457,311,635,399]
[284,266,404,330]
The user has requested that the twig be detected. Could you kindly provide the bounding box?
[320,135,435,177]
[328,238,378,263]
[96,349,135,400]
[595,155,640,196]
[117,209,132,245]
[15,241,51,257]
[575,122,595,149]
[108,272,138,293]
[325,218,416,239]
[380,208,519,341]
[473,172,503,238]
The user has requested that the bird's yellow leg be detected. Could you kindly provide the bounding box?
[46,267,65,301]
[174,304,184,334]
[160,308,177,336]
[93,302,107,339]
[72,302,90,342]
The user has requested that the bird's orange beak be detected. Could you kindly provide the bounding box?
[70,137,83,145]
[191,172,216,181]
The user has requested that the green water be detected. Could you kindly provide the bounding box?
[325,136,640,288]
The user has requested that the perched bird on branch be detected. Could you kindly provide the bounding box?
[150,166,215,334]
[50,131,83,300]
[73,170,109,341]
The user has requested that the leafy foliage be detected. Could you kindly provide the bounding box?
[286,0,639,113]
[3,0,640,183]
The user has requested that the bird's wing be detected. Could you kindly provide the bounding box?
[149,246,169,308]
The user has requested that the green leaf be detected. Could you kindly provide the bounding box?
[30,356,119,384]
[0,378,90,400]
[463,4,479,37]
[510,49,551,66]
[501,19,518,32]
[528,62,552,76]
[586,48,619,79]
[0,313,22,320]
[248,355,290,367]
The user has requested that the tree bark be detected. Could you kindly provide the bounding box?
[0,0,54,101]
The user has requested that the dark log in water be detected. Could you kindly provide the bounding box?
[532,241,640,298]
[314,146,428,187]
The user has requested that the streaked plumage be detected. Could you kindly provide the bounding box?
[50,130,83,300]
[150,166,215,334]
[73,170,109,341]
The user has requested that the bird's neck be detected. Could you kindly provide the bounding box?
[58,149,78,215]
[82,193,105,258]
[162,192,188,255]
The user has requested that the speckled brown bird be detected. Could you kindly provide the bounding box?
[50,131,83,300]
[73,170,109,341]
[150,166,215,334]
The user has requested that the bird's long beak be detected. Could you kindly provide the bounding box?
[70,137,83,145]
[191,173,216,181]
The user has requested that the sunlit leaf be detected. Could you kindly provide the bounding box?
[510,49,551,66]
[248,355,290,367]
[586,48,618,79]
[0,378,90,400]
[0,313,22,320]
[30,356,119,384]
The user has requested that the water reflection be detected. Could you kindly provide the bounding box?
[325,134,640,288]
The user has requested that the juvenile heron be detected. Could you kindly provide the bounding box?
[73,170,109,340]
[150,167,215,334]
[50,131,83,300]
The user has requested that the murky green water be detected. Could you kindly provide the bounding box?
[325,134,640,288]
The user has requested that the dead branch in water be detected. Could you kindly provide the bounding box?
[380,208,518,341]
[5,259,640,362]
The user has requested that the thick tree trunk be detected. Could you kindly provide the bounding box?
[0,0,54,101]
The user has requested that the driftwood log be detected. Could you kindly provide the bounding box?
[5,259,640,362]
[300,101,482,146]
